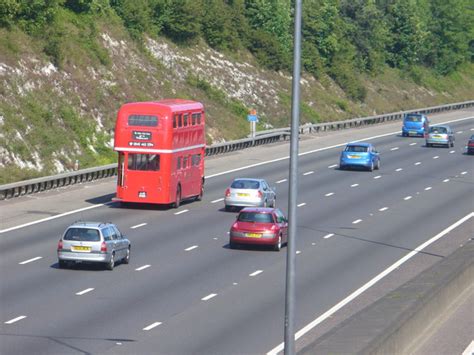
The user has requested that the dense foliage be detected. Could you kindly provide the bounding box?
[1,0,473,100]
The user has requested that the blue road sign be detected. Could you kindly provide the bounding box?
[247,114,258,122]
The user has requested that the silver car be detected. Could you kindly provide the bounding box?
[426,125,454,148]
[57,222,130,270]
[224,178,276,211]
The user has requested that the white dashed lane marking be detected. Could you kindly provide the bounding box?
[390,147,399,151]
[461,171,467,175]
[276,179,287,184]
[19,256,43,265]
[433,156,439,159]
[185,245,198,251]
[131,223,147,229]
[351,183,359,187]
[201,293,217,301]
[328,164,338,169]
[143,322,162,331]
[297,203,306,207]
[352,219,362,224]
[296,251,302,255]
[415,162,421,165]
[450,150,455,154]
[323,233,334,239]
[443,179,450,183]
[395,168,403,172]
[425,187,432,191]
[373,175,381,179]
[457,131,463,134]
[174,209,189,215]
[303,171,314,176]
[379,207,389,212]
[136,265,151,271]
[409,142,417,146]
[249,270,263,277]
[325,192,334,197]
[404,196,413,200]
[76,288,94,296]
[211,198,224,204]
[4,316,27,325]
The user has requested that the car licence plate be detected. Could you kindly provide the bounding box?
[409,131,417,136]
[348,155,360,159]
[72,246,91,252]
[138,191,147,198]
[238,193,250,197]
[246,233,262,238]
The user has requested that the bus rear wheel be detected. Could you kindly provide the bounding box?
[196,182,204,201]
[174,186,181,208]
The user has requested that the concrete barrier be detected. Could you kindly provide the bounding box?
[1,100,473,200]
[298,240,474,355]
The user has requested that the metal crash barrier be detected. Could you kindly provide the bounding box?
[1,100,472,200]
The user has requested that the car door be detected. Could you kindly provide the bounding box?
[112,225,126,258]
[102,227,114,258]
[262,180,274,205]
[276,209,289,243]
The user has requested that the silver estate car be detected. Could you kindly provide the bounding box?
[57,222,130,270]
[224,178,276,211]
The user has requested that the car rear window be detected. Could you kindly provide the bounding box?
[231,180,260,189]
[64,228,100,242]
[238,212,274,223]
[405,115,422,122]
[345,145,368,152]
[430,127,447,133]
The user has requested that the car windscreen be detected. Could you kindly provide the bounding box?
[64,228,100,242]
[430,127,447,133]
[404,115,422,122]
[345,145,368,152]
[238,212,274,223]
[231,180,260,189]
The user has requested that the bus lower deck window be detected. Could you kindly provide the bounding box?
[128,154,160,171]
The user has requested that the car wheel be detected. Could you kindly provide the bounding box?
[273,235,282,252]
[229,241,236,249]
[123,247,130,264]
[426,143,431,147]
[196,181,204,201]
[369,161,374,172]
[225,205,232,212]
[106,253,115,270]
[173,186,181,209]
[375,159,380,170]
[58,260,67,269]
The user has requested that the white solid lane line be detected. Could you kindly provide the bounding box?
[267,212,474,355]
[297,203,306,207]
[19,256,43,265]
[373,175,381,179]
[131,223,147,229]
[328,164,338,169]
[276,179,287,184]
[185,245,198,251]
[135,265,151,271]
[395,168,403,172]
[350,183,359,187]
[404,196,413,200]
[143,322,162,331]
[352,219,362,224]
[379,207,389,212]
[303,171,314,176]
[201,293,217,301]
[425,187,432,191]
[390,147,399,151]
[174,209,189,215]
[4,316,27,324]
[211,198,224,203]
[325,192,334,197]
[249,270,263,277]
[323,233,334,239]
[76,288,94,296]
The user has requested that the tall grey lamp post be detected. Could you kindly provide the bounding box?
[284,0,302,354]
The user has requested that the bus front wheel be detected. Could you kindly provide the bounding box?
[174,186,181,208]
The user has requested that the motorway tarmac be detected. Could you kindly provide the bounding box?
[1,108,473,354]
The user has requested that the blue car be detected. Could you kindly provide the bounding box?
[402,113,429,137]
[339,142,380,171]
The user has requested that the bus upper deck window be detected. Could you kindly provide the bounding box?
[173,115,177,128]
[183,114,189,126]
[192,113,197,125]
[197,113,201,125]
[178,114,183,128]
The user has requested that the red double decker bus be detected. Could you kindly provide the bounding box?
[113,99,205,208]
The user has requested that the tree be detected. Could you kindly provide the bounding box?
[162,0,202,43]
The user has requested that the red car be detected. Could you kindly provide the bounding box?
[229,207,288,251]
[467,134,474,155]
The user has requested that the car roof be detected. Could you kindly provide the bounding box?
[346,142,371,147]
[68,222,111,228]
[240,207,276,213]
[404,113,425,117]
[431,125,450,129]
[233,178,263,182]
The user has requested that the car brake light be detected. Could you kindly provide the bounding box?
[258,191,263,198]
[231,222,238,230]
[270,224,278,231]
[100,242,107,252]
[225,188,231,197]
[57,240,63,251]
